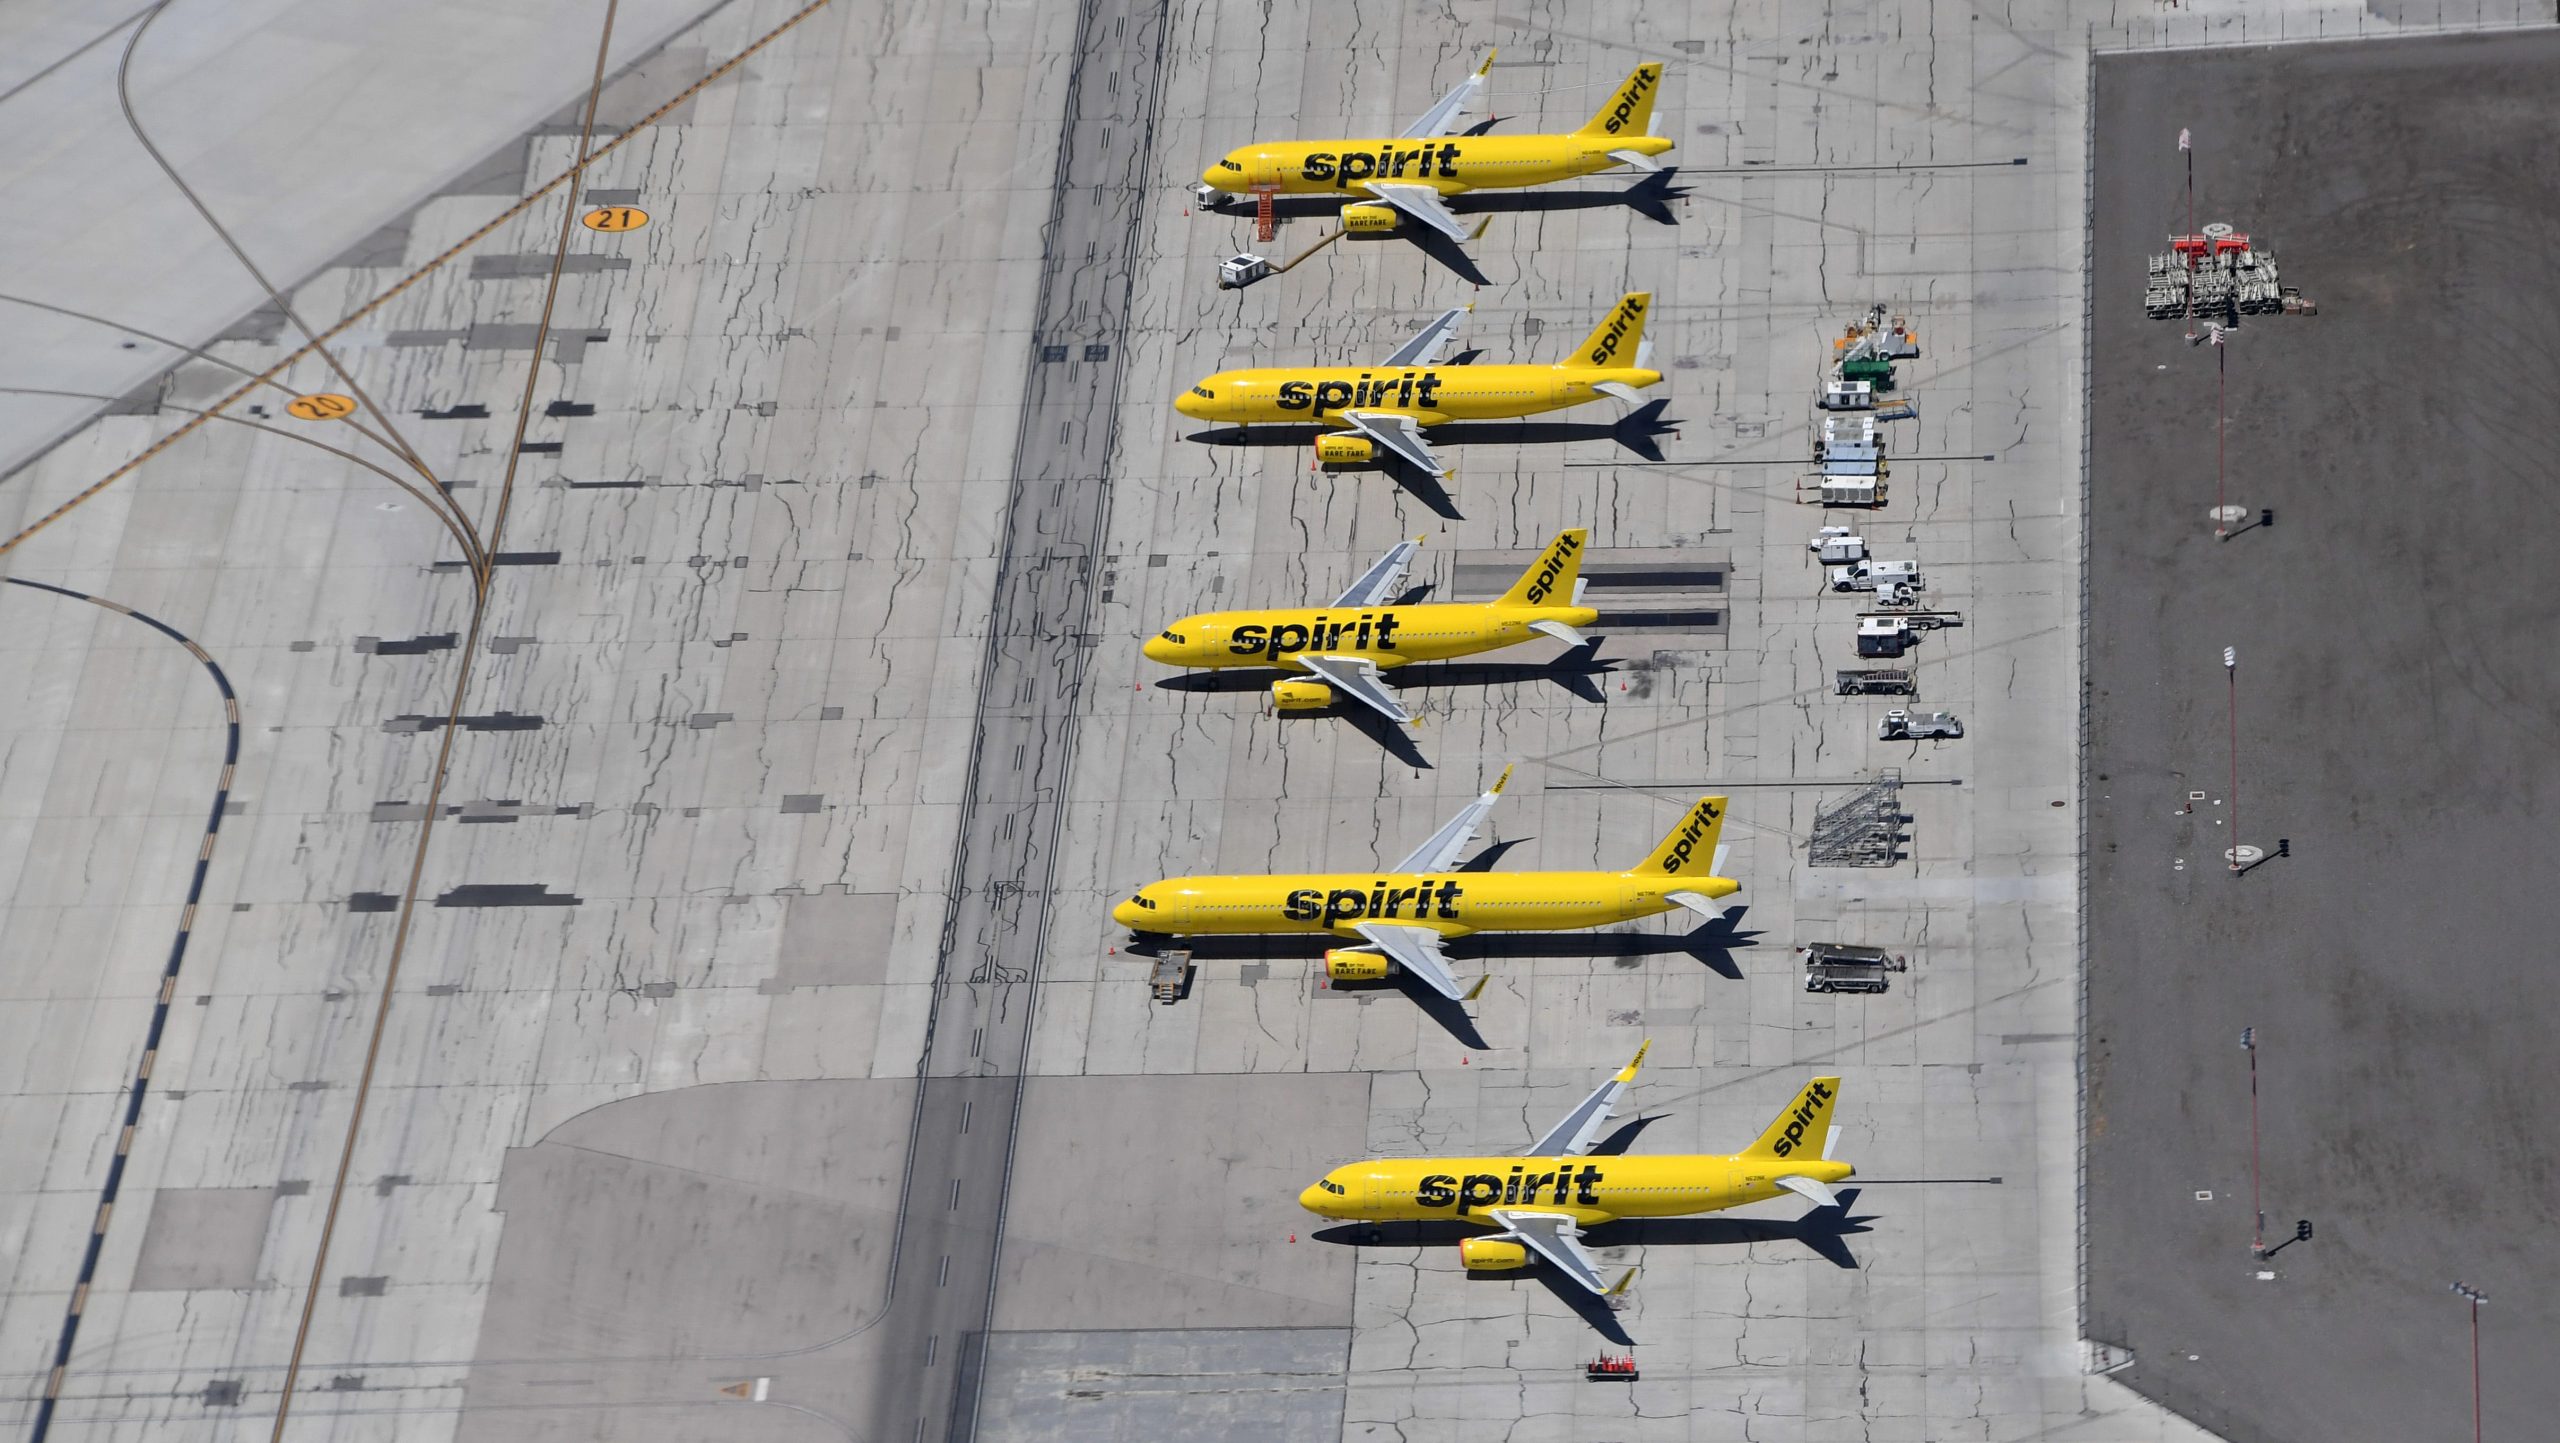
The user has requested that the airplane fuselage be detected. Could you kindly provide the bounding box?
[1175,363,1659,426]
[1300,1153,1856,1227]
[1202,133,1675,197]
[1144,601,1600,671]
[1113,869,1737,937]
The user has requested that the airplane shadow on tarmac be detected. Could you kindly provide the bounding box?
[1208,169,1691,288]
[1123,908,1763,1047]
[1310,1188,1874,1342]
[1152,645,1622,769]
[1186,401,1682,518]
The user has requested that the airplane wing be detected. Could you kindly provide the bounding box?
[1392,764,1514,873]
[1527,1040,1650,1157]
[1350,922,1466,1001]
[1296,654,1411,725]
[1332,537,1424,607]
[1338,410,1447,475]
[1381,306,1470,368]
[1358,182,1472,241]
[1484,1210,1611,1294]
[1399,51,1494,139]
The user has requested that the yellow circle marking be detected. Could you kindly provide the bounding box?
[285,393,357,421]
[581,206,650,233]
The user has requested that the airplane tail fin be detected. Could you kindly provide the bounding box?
[1563,294,1651,370]
[1495,529,1588,608]
[1575,63,1664,138]
[1629,795,1726,876]
[1741,1077,1843,1160]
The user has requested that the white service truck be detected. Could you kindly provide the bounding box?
[1877,708,1963,740]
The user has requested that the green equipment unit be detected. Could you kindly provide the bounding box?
[1839,357,1896,388]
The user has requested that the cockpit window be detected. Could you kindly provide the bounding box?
[1158,630,1187,644]
[1219,159,1244,173]
[1126,893,1156,910]
[1319,1179,1347,1195]
[1189,385,1215,400]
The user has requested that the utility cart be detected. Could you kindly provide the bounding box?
[1802,943,1909,994]
[1835,668,1915,696]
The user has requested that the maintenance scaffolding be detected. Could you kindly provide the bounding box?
[1808,769,1907,867]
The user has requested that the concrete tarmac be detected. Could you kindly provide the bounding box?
[8,2,2528,1441]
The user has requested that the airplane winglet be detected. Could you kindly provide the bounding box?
[1489,763,1515,796]
[1607,1267,1638,1296]
[1468,218,1491,241]
[1614,1039,1651,1083]
[1476,49,1497,78]
[1463,975,1489,1002]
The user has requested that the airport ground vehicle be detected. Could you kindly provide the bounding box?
[1856,611,1961,656]
[1835,669,1914,696]
[1802,943,1908,994]
[1877,708,1962,740]
[1217,252,1272,288]
[1809,526,1866,564]
[1827,558,1920,593]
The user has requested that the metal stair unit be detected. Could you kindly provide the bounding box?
[1809,769,1907,867]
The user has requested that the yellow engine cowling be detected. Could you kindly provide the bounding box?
[1459,1237,1531,1271]
[1271,679,1335,713]
[1324,948,1393,982]
[1341,202,1400,234]
[1314,433,1375,465]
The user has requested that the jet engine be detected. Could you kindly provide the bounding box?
[1270,679,1335,713]
[1314,433,1375,465]
[1323,948,1393,982]
[1458,1237,1531,1271]
[1341,202,1400,234]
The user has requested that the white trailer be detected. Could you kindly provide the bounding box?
[1809,526,1867,564]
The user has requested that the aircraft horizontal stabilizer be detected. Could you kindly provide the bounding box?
[1591,381,1649,405]
[1529,619,1588,648]
[1773,1174,1840,1209]
[1607,148,1663,173]
[1663,890,1724,918]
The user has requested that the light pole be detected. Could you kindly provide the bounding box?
[2210,322,2232,536]
[2180,128,2196,341]
[2241,1027,2263,1255]
[2225,646,2241,871]
[2450,1282,2486,1443]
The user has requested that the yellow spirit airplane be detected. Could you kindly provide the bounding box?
[1142,530,1598,725]
[1172,294,1660,475]
[1195,55,1674,243]
[1299,1044,1853,1294]
[1112,772,1738,1002]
